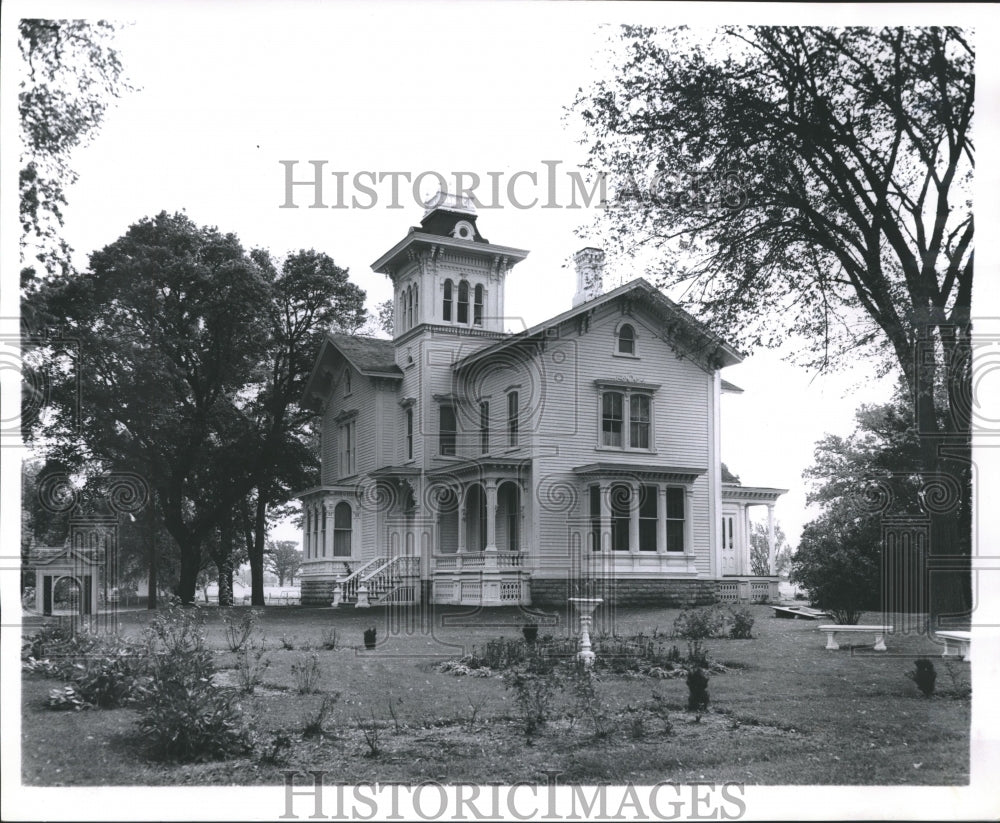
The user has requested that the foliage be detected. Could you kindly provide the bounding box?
[648,691,674,736]
[908,658,937,697]
[265,540,302,586]
[686,668,710,712]
[574,26,974,615]
[234,641,270,694]
[672,606,726,641]
[221,608,260,653]
[567,663,612,739]
[727,606,755,640]
[358,708,382,757]
[139,601,253,762]
[19,20,132,279]
[363,627,377,649]
[749,521,793,578]
[320,628,339,651]
[291,654,323,694]
[301,693,340,738]
[47,684,90,711]
[503,652,563,744]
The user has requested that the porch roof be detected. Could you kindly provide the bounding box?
[370,465,422,478]
[427,457,528,480]
[572,462,707,484]
[721,483,788,502]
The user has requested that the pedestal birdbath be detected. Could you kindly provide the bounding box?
[568,597,604,666]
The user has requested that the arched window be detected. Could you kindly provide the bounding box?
[407,285,413,329]
[601,391,624,447]
[399,294,406,332]
[413,283,419,326]
[457,280,470,324]
[405,408,414,460]
[443,279,453,322]
[618,323,635,355]
[474,284,484,325]
[344,370,351,396]
[333,501,352,556]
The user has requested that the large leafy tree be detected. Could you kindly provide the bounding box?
[28,212,271,603]
[19,19,131,280]
[575,26,973,617]
[266,540,302,587]
[792,388,934,622]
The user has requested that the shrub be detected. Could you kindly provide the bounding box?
[358,708,382,757]
[65,636,150,708]
[672,606,725,641]
[363,627,377,650]
[648,691,673,736]
[568,663,612,739]
[301,692,340,738]
[908,658,937,697]
[503,653,563,744]
[221,608,260,652]
[321,628,339,651]
[235,641,270,693]
[686,668,710,712]
[727,606,755,639]
[139,602,253,762]
[47,684,89,711]
[291,653,323,694]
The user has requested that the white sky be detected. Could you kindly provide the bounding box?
[2,2,1000,819]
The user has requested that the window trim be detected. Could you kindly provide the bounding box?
[439,403,457,456]
[443,279,453,322]
[473,284,484,326]
[457,280,470,324]
[596,386,655,452]
[405,407,414,461]
[333,501,352,557]
[339,419,357,477]
[506,390,519,448]
[479,400,490,455]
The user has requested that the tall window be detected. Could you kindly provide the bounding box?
[439,404,457,456]
[457,280,470,324]
[320,506,327,557]
[474,284,484,325]
[589,485,601,552]
[479,401,490,454]
[407,286,413,329]
[405,408,414,460]
[601,391,624,447]
[610,484,630,551]
[630,394,650,449]
[618,323,635,355]
[333,501,352,556]
[343,370,351,395]
[639,485,657,551]
[443,279,453,321]
[507,391,519,447]
[413,283,418,326]
[666,488,685,551]
[600,390,652,450]
[339,421,356,476]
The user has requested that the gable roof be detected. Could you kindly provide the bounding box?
[301,332,403,411]
[325,333,401,377]
[454,278,743,372]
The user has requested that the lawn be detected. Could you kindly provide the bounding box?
[20,603,970,786]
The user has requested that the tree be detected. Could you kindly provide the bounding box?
[749,521,792,578]
[19,20,131,279]
[28,211,272,603]
[237,249,366,605]
[575,26,973,617]
[792,388,928,623]
[266,540,302,586]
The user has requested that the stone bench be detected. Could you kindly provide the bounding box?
[935,630,971,662]
[819,624,892,651]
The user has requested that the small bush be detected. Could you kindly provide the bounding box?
[139,602,253,762]
[727,606,755,639]
[221,608,260,652]
[908,658,937,697]
[291,653,323,694]
[363,627,377,650]
[235,641,270,694]
[673,606,725,641]
[47,684,89,711]
[279,635,296,651]
[358,708,382,757]
[301,692,340,738]
[66,637,150,708]
[648,691,673,736]
[258,732,293,764]
[568,663,612,739]
[321,628,339,651]
[503,653,563,744]
[686,668,710,712]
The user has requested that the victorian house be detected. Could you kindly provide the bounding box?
[297,195,784,607]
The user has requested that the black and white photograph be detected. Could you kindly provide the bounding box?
[2,1,997,820]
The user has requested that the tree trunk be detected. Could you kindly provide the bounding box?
[216,518,235,607]
[250,491,267,607]
[176,543,200,604]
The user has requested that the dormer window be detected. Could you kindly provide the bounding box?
[457,280,470,324]
[617,323,636,355]
[452,220,475,240]
[443,279,453,321]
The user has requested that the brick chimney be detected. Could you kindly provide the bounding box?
[572,247,605,307]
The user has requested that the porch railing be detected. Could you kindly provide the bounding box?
[361,555,420,602]
[337,557,386,602]
[432,551,523,571]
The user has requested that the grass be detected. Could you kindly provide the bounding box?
[20,604,970,786]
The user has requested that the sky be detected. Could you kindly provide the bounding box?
[3,2,1000,818]
[7,0,955,550]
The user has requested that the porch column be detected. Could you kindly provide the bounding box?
[303,507,310,559]
[656,484,667,554]
[684,487,695,554]
[767,503,776,576]
[599,481,611,552]
[457,503,467,555]
[324,502,335,559]
[628,481,640,554]
[484,479,498,553]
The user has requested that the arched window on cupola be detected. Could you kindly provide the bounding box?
[413,283,419,327]
[443,279,453,322]
[407,285,413,330]
[474,284,484,326]
[457,280,470,324]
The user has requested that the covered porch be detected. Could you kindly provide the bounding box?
[718,483,787,602]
